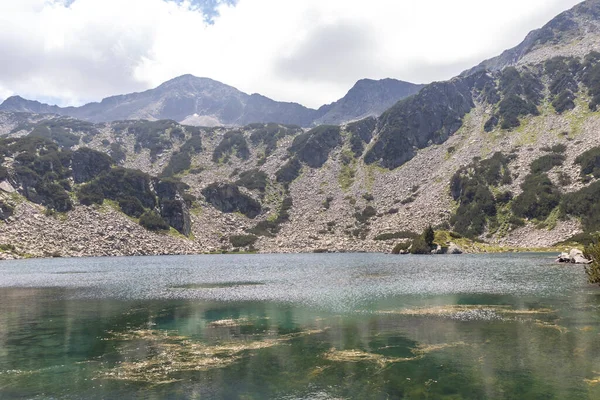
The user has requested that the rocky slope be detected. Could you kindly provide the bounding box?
[0,76,422,128]
[1,0,600,259]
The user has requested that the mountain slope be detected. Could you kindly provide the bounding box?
[0,76,421,127]
[464,0,600,75]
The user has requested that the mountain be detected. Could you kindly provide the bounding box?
[0,75,422,127]
[1,0,600,259]
[314,79,424,125]
[0,96,63,115]
[464,0,600,75]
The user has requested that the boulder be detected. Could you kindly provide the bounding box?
[556,249,591,264]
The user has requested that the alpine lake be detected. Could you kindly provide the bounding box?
[1,253,599,399]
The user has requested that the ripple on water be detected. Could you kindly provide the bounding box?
[0,253,588,312]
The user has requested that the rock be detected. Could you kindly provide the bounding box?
[431,245,447,254]
[0,180,15,193]
[556,249,591,264]
[448,242,463,254]
[573,254,592,264]
[201,182,262,219]
[555,252,570,263]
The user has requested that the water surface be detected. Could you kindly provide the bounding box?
[0,253,599,399]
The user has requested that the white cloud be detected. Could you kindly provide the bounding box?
[0,0,584,109]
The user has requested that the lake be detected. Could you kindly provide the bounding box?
[0,253,599,399]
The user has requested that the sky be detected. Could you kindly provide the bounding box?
[0,0,584,109]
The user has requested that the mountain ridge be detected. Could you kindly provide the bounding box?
[0,75,423,128]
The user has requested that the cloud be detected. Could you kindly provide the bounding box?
[0,0,585,109]
[275,21,382,84]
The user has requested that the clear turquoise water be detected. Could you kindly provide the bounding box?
[0,253,599,399]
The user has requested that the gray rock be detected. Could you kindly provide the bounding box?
[448,243,463,254]
[556,249,591,264]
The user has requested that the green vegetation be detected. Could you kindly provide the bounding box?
[530,153,565,174]
[213,131,250,163]
[76,169,192,235]
[575,146,600,178]
[552,90,576,114]
[497,95,540,130]
[392,226,438,255]
[322,196,334,210]
[162,136,203,177]
[338,155,356,191]
[484,67,543,130]
[365,78,474,169]
[545,56,580,113]
[114,120,178,161]
[275,158,302,186]
[450,153,514,237]
[584,237,600,285]
[12,118,102,148]
[512,173,561,221]
[236,169,268,192]
[139,211,170,231]
[541,143,567,153]
[118,196,145,218]
[1,136,73,211]
[374,231,418,241]
[78,167,156,209]
[423,225,435,247]
[248,123,301,157]
[346,117,376,157]
[72,147,114,184]
[162,151,191,177]
[581,51,600,110]
[560,181,600,232]
[248,197,293,237]
[229,234,258,248]
[0,200,14,220]
[109,142,126,164]
[354,206,377,224]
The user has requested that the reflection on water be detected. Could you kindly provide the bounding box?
[0,253,599,399]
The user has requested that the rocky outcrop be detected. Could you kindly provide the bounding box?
[201,183,261,219]
[556,249,592,264]
[463,0,600,76]
[364,74,479,169]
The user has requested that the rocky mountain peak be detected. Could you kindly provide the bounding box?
[0,95,61,114]
[314,78,424,125]
[464,0,600,76]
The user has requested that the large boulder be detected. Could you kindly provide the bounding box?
[160,199,191,236]
[556,249,591,264]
